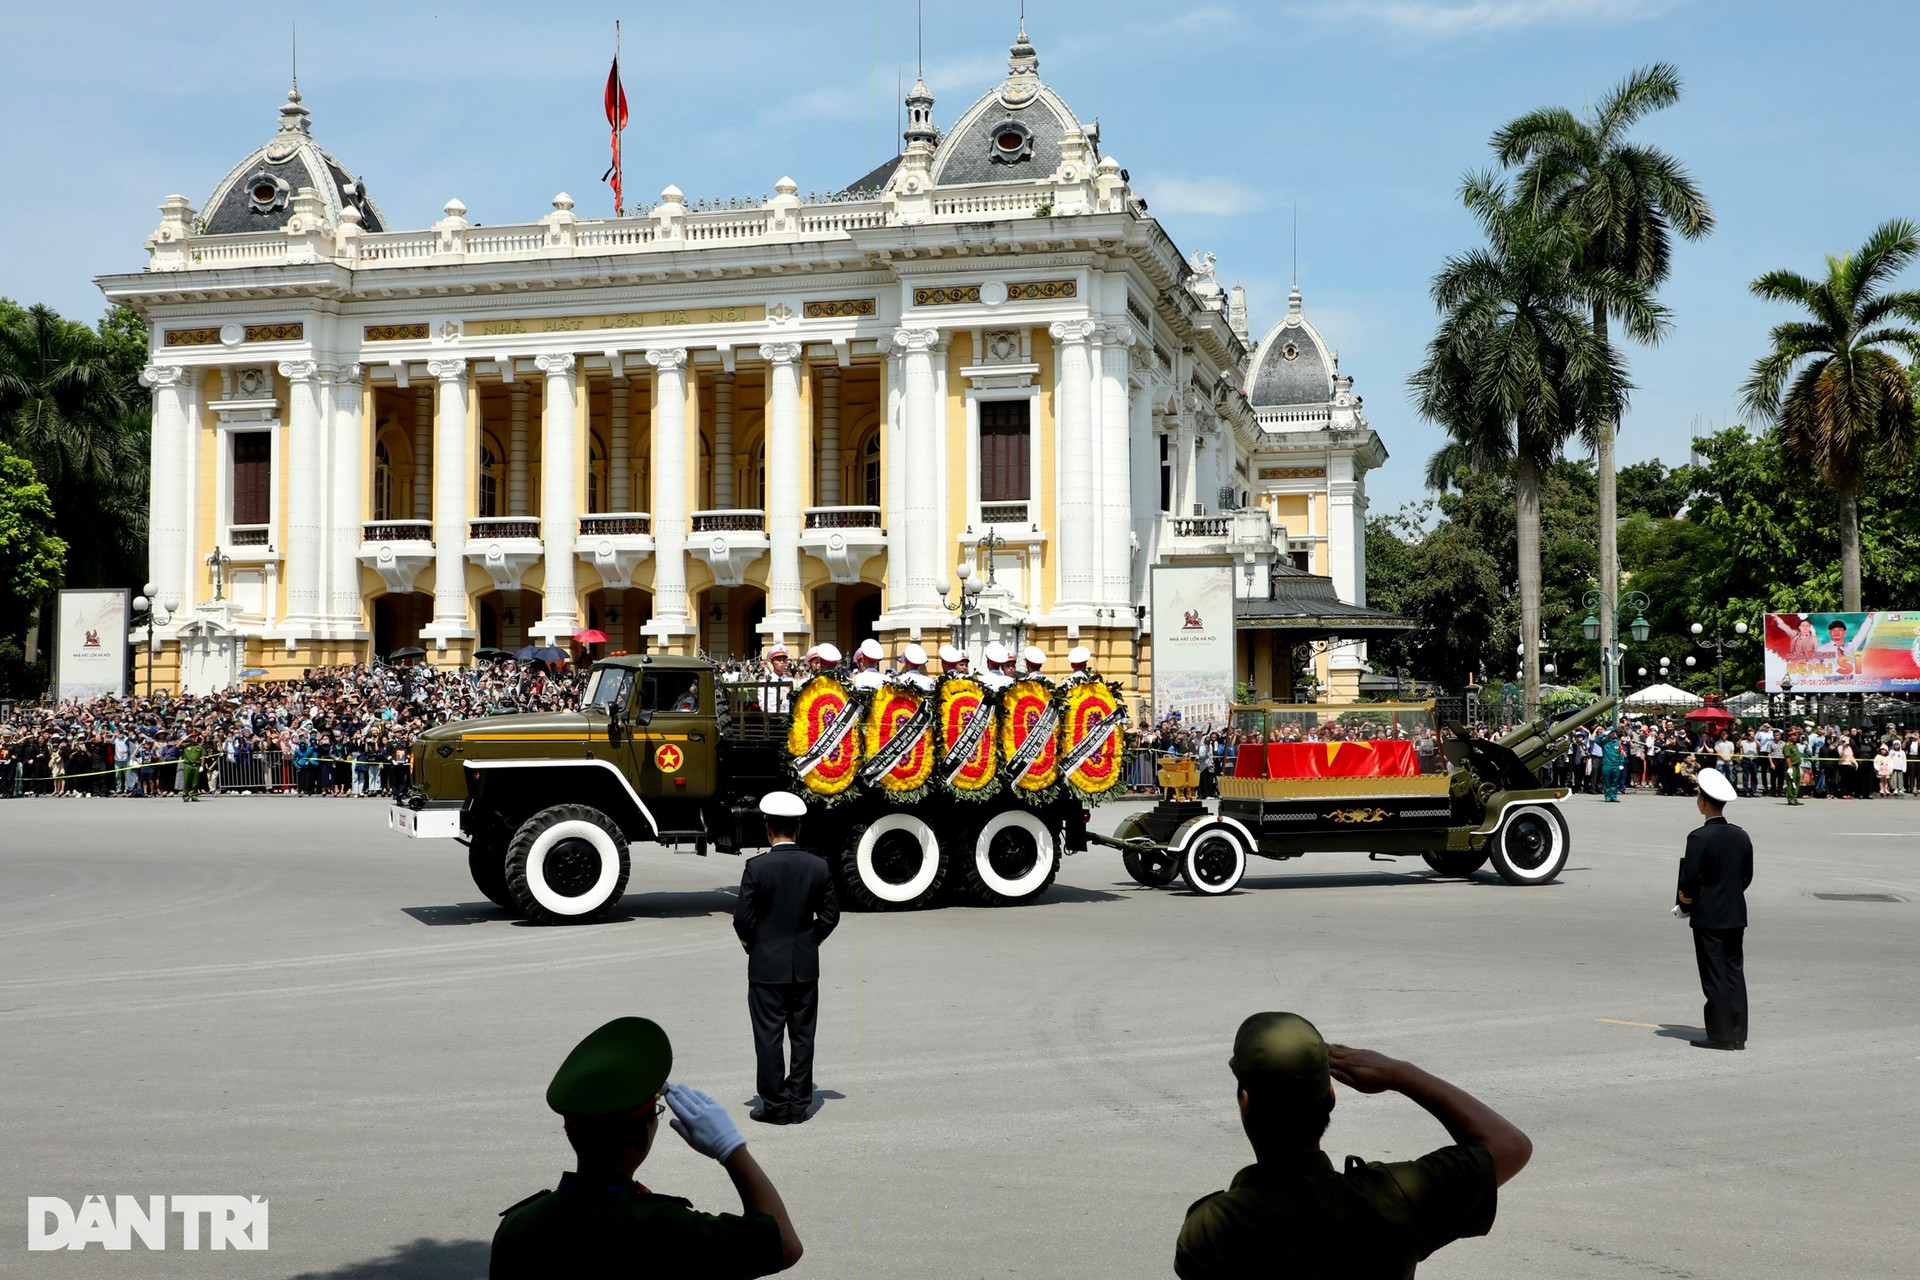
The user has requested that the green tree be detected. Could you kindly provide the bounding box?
[1739,219,1920,610]
[1495,63,1713,685]
[1410,176,1660,711]
[0,441,67,695]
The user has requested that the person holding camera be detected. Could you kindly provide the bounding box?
[1176,1012,1531,1278]
[491,1015,803,1278]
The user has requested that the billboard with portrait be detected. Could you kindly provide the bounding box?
[1762,611,1920,692]
[53,588,130,703]
[1151,564,1236,729]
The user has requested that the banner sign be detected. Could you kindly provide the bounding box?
[1763,611,1920,692]
[1151,564,1236,728]
[53,589,129,703]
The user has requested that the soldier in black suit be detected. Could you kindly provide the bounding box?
[733,792,840,1124]
[1676,766,1753,1050]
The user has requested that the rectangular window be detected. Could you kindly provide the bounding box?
[1158,435,1172,513]
[979,399,1030,502]
[232,433,272,526]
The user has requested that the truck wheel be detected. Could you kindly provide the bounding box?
[960,809,1061,905]
[1180,826,1247,895]
[841,814,946,911]
[1122,848,1180,886]
[1421,850,1489,878]
[1489,805,1569,886]
[505,805,631,923]
[467,830,515,909]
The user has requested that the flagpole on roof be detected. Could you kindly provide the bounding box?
[614,21,623,215]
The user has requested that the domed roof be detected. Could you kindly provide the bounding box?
[200,85,385,235]
[930,26,1091,187]
[1248,286,1334,408]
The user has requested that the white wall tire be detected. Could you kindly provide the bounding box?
[1180,826,1247,896]
[1489,804,1569,886]
[506,805,631,923]
[846,813,945,910]
[962,808,1061,904]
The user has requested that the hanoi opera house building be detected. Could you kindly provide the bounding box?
[100,26,1402,705]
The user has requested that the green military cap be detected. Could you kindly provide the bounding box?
[546,1016,673,1116]
[1228,1012,1330,1101]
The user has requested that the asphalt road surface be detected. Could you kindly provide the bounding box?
[4,792,1917,1278]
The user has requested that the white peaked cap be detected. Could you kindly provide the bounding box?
[767,643,789,658]
[1696,767,1737,804]
[1023,646,1047,667]
[759,790,808,818]
[984,641,1011,665]
[1068,646,1091,666]
[857,638,885,662]
[902,643,928,667]
[938,643,965,664]
[813,643,841,664]
[801,645,818,661]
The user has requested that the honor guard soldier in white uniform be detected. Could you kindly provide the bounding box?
[1064,645,1095,684]
[896,643,937,693]
[851,639,887,691]
[938,644,971,677]
[804,643,840,678]
[979,642,1016,693]
[1021,646,1051,684]
[760,645,795,712]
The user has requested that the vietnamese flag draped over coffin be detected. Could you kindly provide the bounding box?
[1259,740,1418,779]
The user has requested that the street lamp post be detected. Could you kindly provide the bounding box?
[1689,619,1749,697]
[129,581,177,699]
[1583,588,1651,727]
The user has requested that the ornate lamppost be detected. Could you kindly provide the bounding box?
[1583,588,1651,726]
[130,582,179,699]
[1688,619,1748,697]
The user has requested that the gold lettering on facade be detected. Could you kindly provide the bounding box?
[466,306,765,336]
[1259,466,1327,481]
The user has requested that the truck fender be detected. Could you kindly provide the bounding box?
[1168,812,1258,857]
[1470,790,1568,837]
[463,759,660,840]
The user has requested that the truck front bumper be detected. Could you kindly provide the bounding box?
[388,802,464,840]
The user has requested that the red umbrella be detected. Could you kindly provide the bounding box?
[1684,703,1735,725]
[573,629,609,645]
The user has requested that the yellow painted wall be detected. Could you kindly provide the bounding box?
[943,335,971,584]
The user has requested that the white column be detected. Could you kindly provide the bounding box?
[1087,332,1106,606]
[411,383,432,521]
[644,347,694,642]
[610,374,631,511]
[1100,323,1136,608]
[818,365,841,506]
[1049,320,1098,610]
[1130,388,1156,604]
[508,379,530,516]
[882,343,905,616]
[328,365,365,627]
[894,327,941,612]
[141,364,191,615]
[712,370,736,510]
[760,342,806,637]
[533,354,578,641]
[280,360,324,625]
[423,358,472,644]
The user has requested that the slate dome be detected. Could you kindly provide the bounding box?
[930,25,1094,187]
[1248,286,1335,408]
[200,85,385,235]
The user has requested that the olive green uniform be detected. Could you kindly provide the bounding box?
[491,1172,782,1279]
[1176,1142,1498,1279]
[1782,741,1801,804]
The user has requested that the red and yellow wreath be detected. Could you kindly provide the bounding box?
[862,683,935,796]
[1000,678,1060,793]
[786,675,862,798]
[937,676,998,797]
[1059,677,1125,799]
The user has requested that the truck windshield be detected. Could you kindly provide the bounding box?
[583,667,633,712]
[641,671,701,715]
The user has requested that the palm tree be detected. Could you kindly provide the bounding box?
[1412,176,1661,711]
[1740,219,1920,611]
[1495,63,1712,695]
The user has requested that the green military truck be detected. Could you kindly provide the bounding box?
[389,654,1091,922]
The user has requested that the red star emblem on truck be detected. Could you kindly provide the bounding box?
[654,743,684,773]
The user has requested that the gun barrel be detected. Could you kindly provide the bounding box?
[1497,695,1620,768]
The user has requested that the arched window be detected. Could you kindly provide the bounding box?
[373,440,393,520]
[862,432,881,507]
[478,434,503,517]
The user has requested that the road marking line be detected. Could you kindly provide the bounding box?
[1596,1018,1663,1029]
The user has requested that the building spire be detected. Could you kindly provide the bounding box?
[278,22,311,136]
[1004,9,1041,104]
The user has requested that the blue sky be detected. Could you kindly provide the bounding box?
[4,0,1916,511]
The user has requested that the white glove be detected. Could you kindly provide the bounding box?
[1671,904,1685,918]
[664,1084,746,1162]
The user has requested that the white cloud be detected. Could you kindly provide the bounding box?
[1284,0,1685,39]
[1136,175,1263,216]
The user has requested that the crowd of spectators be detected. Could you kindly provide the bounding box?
[1539,718,1918,799]
[0,661,589,798]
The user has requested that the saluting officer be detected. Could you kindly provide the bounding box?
[1176,1012,1531,1279]
[1675,766,1753,1050]
[491,1016,803,1278]
[734,792,840,1124]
